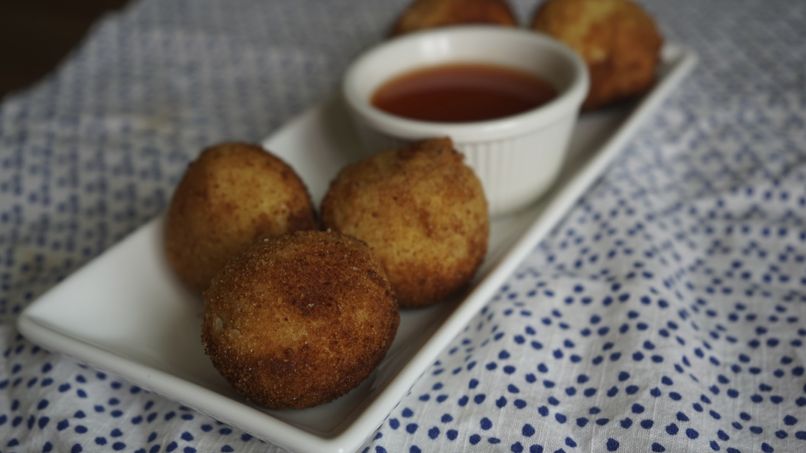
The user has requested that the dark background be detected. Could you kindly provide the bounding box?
[0,0,129,100]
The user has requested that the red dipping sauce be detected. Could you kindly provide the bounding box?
[371,63,557,123]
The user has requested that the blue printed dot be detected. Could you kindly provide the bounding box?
[784,415,798,425]
[480,417,492,430]
[620,418,632,429]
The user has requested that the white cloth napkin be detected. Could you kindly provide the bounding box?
[1,1,804,452]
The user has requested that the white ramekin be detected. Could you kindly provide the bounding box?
[342,26,589,216]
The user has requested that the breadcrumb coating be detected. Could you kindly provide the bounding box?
[532,0,663,109]
[202,230,399,409]
[322,138,489,308]
[391,0,517,36]
[164,143,316,293]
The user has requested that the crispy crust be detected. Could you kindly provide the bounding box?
[164,143,316,293]
[391,0,517,36]
[202,230,399,409]
[532,0,663,109]
[321,138,489,308]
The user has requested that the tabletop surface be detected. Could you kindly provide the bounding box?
[1,0,805,452]
[0,0,129,100]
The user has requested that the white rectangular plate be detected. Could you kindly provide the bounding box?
[18,46,696,453]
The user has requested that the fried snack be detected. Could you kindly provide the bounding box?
[531,0,663,110]
[202,230,399,409]
[391,0,517,36]
[164,143,316,293]
[321,138,488,308]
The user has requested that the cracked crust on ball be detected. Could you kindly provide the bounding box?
[321,138,489,308]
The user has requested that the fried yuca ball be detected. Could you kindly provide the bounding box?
[321,138,488,308]
[391,0,517,36]
[531,0,663,110]
[164,143,316,293]
[202,230,399,409]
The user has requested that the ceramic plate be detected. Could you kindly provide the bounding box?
[18,45,696,453]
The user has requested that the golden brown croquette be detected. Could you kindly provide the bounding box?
[164,143,316,293]
[531,0,663,110]
[201,230,399,409]
[391,0,517,36]
[321,138,489,308]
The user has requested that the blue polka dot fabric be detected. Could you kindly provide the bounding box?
[1,0,805,452]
